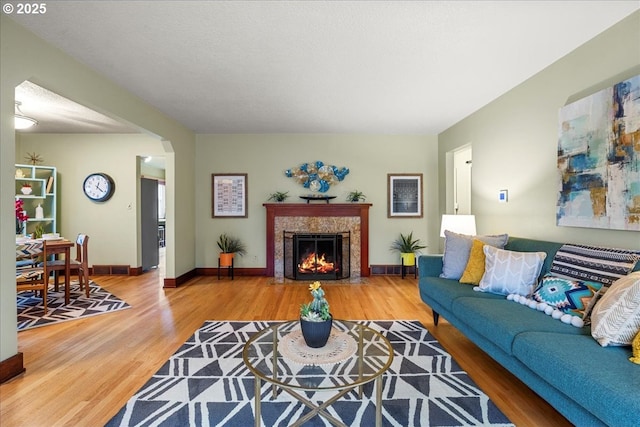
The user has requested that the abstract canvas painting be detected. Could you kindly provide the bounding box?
[557,75,640,231]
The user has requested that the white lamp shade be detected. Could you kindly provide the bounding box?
[440,214,477,237]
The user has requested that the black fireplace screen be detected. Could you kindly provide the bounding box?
[284,231,350,280]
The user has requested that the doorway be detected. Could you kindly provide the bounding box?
[139,156,166,273]
[446,145,472,215]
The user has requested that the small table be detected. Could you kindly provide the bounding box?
[242,320,394,427]
[15,237,73,304]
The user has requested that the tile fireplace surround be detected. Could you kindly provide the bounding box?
[264,203,372,282]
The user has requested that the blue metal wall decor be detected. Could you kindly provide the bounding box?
[285,161,349,193]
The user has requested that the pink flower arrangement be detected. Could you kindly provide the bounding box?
[15,198,28,222]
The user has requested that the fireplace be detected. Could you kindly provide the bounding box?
[284,231,350,280]
[264,203,371,281]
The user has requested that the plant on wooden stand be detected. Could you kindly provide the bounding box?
[216,233,247,267]
[300,281,333,348]
[390,231,426,267]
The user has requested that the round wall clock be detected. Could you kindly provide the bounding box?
[83,173,115,202]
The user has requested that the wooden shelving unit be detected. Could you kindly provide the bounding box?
[15,164,57,236]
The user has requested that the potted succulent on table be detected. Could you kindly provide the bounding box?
[268,191,289,202]
[216,233,247,267]
[346,190,366,202]
[390,231,427,267]
[299,281,332,348]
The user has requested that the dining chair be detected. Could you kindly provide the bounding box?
[16,240,50,314]
[48,234,91,298]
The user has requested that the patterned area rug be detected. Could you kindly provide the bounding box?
[107,320,513,427]
[17,280,131,331]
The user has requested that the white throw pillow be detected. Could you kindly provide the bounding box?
[475,246,546,296]
[591,271,640,347]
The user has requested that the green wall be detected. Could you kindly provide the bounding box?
[439,11,640,251]
[1,16,195,364]
[17,134,166,267]
[195,134,439,267]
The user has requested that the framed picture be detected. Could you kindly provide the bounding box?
[212,173,248,218]
[388,173,423,218]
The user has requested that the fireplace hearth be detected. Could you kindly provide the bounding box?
[284,231,350,280]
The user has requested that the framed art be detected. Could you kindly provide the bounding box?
[212,173,248,218]
[388,173,423,218]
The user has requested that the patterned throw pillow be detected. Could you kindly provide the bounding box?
[550,244,640,286]
[533,275,603,319]
[591,271,640,347]
[440,231,508,280]
[475,246,546,296]
[459,239,488,285]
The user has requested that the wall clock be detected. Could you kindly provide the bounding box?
[83,173,115,202]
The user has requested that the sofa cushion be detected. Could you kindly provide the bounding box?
[440,231,508,280]
[550,244,640,287]
[533,274,603,320]
[459,239,488,285]
[512,331,640,427]
[476,246,546,296]
[591,271,640,346]
[631,331,640,364]
[451,296,587,355]
[503,237,563,277]
[419,277,503,313]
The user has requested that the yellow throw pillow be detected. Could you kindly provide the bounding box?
[459,239,486,285]
[631,331,640,365]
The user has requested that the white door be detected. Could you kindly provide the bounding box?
[453,147,472,214]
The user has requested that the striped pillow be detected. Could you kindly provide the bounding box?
[550,244,639,286]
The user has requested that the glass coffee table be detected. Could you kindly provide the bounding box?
[242,319,394,427]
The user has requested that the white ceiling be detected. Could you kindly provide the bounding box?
[9,1,640,135]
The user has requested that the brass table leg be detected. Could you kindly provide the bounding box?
[254,376,261,427]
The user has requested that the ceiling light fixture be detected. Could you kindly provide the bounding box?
[14,101,38,130]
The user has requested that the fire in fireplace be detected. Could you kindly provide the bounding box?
[284,231,350,280]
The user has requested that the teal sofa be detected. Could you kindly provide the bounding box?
[418,237,640,427]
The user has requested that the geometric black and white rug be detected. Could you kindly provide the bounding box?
[107,320,513,427]
[17,280,130,331]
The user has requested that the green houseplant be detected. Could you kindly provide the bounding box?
[390,232,427,266]
[217,233,247,267]
[268,191,289,202]
[346,190,366,202]
[299,281,332,348]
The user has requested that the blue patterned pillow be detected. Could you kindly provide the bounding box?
[533,274,603,320]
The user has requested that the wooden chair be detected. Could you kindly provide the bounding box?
[48,234,91,298]
[16,240,50,315]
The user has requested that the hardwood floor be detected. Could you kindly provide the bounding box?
[0,272,571,427]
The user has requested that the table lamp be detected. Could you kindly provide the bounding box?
[440,214,477,237]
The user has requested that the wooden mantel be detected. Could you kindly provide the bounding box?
[264,203,372,277]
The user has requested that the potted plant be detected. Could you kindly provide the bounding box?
[346,190,366,202]
[299,281,332,348]
[216,233,247,267]
[268,191,289,202]
[20,182,32,195]
[390,232,427,267]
